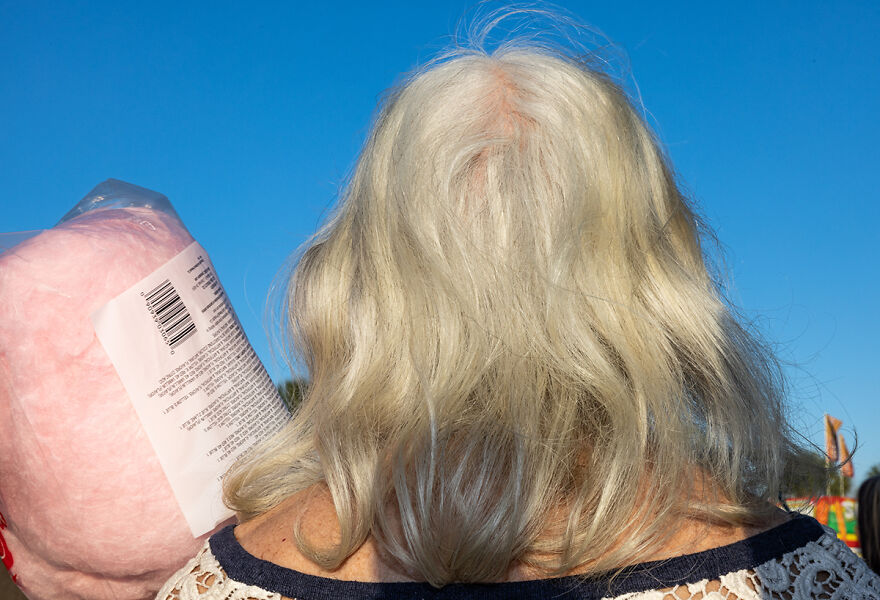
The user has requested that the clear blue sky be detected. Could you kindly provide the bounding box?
[2,1,878,484]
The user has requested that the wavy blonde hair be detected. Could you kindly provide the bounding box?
[225,25,809,586]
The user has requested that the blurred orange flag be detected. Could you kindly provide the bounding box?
[825,414,842,462]
[839,435,854,478]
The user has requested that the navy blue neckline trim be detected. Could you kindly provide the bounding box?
[209,514,824,600]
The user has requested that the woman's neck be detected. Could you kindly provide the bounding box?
[233,484,790,584]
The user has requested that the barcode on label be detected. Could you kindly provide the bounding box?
[144,279,197,349]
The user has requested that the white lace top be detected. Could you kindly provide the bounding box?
[156,515,880,600]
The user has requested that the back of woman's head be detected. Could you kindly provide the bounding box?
[858,477,880,573]
[226,15,810,586]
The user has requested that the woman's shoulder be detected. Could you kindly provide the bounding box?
[233,486,413,582]
[154,535,282,600]
[156,499,880,600]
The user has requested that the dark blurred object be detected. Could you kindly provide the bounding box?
[0,566,27,600]
[858,476,880,575]
[276,378,308,413]
[781,449,852,497]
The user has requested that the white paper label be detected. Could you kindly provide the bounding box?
[91,241,289,537]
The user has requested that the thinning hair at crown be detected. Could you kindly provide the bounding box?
[225,7,819,587]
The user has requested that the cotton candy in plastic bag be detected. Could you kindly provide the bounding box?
[0,180,289,599]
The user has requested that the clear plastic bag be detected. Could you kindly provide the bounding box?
[0,180,289,599]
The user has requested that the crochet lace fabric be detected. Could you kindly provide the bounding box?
[156,543,280,600]
[156,528,880,600]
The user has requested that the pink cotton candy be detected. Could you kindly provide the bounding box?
[0,206,232,600]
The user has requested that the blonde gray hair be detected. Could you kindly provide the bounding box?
[225,27,808,586]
